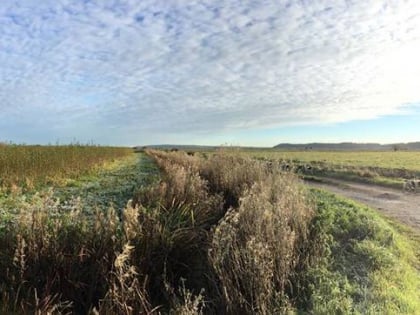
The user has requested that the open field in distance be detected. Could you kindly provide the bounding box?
[240,150,420,171]
[220,149,420,189]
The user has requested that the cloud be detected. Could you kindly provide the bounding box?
[1,0,420,144]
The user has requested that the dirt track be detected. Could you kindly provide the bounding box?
[306,178,420,231]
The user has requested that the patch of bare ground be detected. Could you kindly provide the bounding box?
[305,177,420,231]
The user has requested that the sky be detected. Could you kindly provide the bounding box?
[1,0,420,147]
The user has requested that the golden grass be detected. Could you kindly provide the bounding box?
[0,145,132,189]
[142,149,314,313]
[210,172,313,313]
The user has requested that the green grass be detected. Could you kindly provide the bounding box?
[53,153,160,213]
[222,149,420,186]
[243,150,420,171]
[304,189,420,314]
[303,173,404,190]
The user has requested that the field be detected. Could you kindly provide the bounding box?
[0,144,133,189]
[0,147,419,314]
[245,150,420,170]
[235,149,420,188]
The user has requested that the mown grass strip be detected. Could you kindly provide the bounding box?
[53,153,160,213]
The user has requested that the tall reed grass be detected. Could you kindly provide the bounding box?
[0,144,132,189]
[135,149,314,313]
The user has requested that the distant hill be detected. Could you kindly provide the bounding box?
[273,142,420,151]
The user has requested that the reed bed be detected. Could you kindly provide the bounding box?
[0,144,132,189]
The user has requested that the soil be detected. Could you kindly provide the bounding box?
[306,177,420,231]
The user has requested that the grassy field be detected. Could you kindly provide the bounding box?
[224,149,420,188]
[243,150,420,171]
[0,144,133,189]
[0,148,419,314]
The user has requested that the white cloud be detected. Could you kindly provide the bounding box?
[0,0,420,144]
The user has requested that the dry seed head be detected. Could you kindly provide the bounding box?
[114,243,135,269]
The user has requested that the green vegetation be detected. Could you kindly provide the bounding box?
[0,144,133,189]
[305,190,420,314]
[0,149,418,314]
[235,149,420,187]
[53,154,159,213]
[245,150,420,171]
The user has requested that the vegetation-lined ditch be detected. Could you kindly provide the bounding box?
[0,149,419,314]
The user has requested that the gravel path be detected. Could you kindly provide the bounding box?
[306,178,420,231]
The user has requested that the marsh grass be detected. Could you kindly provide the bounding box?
[0,191,120,314]
[0,144,132,190]
[209,172,313,314]
[138,150,314,313]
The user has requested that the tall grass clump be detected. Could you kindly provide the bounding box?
[0,191,120,313]
[0,192,159,314]
[199,153,268,209]
[142,150,314,313]
[0,144,132,189]
[132,156,224,310]
[209,172,313,314]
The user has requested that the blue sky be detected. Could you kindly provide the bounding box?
[1,0,420,146]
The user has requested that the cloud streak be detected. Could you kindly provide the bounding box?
[1,0,420,144]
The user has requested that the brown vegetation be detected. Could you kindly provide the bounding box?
[1,149,314,314]
[2,149,419,313]
[0,145,132,189]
